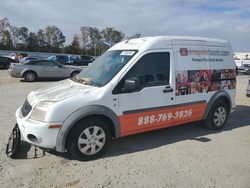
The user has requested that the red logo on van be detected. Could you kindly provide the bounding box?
[180,48,188,56]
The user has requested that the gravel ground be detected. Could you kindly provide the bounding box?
[0,70,250,188]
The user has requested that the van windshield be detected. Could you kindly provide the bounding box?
[73,50,137,86]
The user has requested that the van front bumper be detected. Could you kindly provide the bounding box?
[15,107,62,149]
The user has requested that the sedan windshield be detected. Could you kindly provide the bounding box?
[73,50,137,86]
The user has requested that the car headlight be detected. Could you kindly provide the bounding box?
[29,101,56,122]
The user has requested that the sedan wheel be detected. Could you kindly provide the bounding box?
[24,72,37,82]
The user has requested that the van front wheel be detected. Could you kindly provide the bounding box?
[204,101,229,130]
[67,118,111,161]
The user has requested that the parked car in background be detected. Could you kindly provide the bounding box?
[48,55,74,65]
[0,56,17,69]
[19,53,28,59]
[8,60,83,82]
[73,55,95,66]
[9,53,28,61]
[238,64,250,75]
[9,53,16,60]
[19,57,39,64]
[247,80,250,97]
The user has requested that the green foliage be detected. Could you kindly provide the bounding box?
[0,17,142,55]
[0,17,11,48]
[71,34,80,54]
[27,32,39,51]
[44,25,65,52]
[127,33,141,39]
[1,30,13,49]
[101,27,125,44]
[88,27,102,48]
[36,29,47,51]
[80,26,89,48]
[18,27,29,44]
[0,17,10,34]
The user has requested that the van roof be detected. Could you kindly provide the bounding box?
[110,36,231,51]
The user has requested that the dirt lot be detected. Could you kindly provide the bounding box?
[0,70,250,188]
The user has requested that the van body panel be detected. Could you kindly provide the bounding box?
[119,100,207,137]
[56,105,121,152]
[15,36,236,153]
[202,90,233,119]
[172,43,235,115]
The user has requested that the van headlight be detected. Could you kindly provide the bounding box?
[29,101,55,122]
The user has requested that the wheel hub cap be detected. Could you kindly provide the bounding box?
[213,107,227,126]
[77,126,106,155]
[27,73,34,81]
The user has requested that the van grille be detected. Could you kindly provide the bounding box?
[21,99,32,117]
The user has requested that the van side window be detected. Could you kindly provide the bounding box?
[113,52,170,94]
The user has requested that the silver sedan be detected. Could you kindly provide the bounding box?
[8,60,83,82]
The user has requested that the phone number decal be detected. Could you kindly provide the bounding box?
[137,109,192,126]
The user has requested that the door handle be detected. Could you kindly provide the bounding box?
[163,86,173,93]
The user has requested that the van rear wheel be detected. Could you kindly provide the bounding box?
[67,118,111,161]
[204,101,229,130]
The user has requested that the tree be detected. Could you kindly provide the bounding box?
[88,27,102,48]
[18,27,29,44]
[0,17,10,44]
[36,29,47,51]
[1,30,13,49]
[10,26,19,48]
[13,27,29,50]
[45,26,53,47]
[0,17,10,31]
[27,32,38,51]
[127,33,141,39]
[80,26,89,48]
[45,25,65,51]
[0,17,134,55]
[63,44,73,54]
[101,27,125,44]
[71,34,80,54]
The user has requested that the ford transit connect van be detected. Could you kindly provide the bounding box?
[15,36,236,160]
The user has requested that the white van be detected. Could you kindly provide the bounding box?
[15,36,236,160]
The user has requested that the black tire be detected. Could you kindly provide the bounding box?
[67,118,111,161]
[5,63,10,69]
[71,71,79,78]
[23,71,37,82]
[204,101,229,130]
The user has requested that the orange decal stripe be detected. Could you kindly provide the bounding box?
[119,102,207,137]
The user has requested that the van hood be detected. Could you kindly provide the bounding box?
[27,79,96,106]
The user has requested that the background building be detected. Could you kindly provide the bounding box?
[234,52,250,67]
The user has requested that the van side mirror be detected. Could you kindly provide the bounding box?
[123,78,140,91]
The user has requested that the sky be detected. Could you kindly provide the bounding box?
[0,0,250,51]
